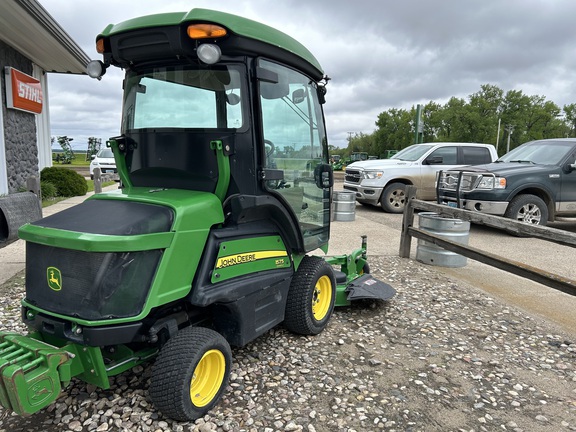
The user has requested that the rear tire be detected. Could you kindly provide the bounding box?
[284,256,336,335]
[149,326,232,422]
[380,182,406,213]
[504,194,548,226]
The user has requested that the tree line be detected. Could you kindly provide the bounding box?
[336,84,576,158]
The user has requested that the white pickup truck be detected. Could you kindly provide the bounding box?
[343,142,498,213]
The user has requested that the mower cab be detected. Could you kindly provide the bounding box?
[0,8,395,421]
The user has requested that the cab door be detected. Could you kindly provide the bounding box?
[418,146,459,199]
[558,149,576,213]
[258,59,331,252]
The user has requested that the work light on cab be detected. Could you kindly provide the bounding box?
[197,44,222,64]
[86,60,107,79]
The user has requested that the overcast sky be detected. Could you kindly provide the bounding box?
[39,0,576,150]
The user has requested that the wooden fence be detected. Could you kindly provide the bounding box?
[399,185,576,296]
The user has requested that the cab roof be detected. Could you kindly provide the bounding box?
[98,8,323,78]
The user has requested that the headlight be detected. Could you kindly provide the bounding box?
[477,176,506,189]
[363,170,383,179]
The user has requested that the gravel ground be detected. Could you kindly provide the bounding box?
[0,256,574,432]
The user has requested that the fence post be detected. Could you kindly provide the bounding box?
[26,176,41,202]
[93,168,102,194]
[399,185,417,258]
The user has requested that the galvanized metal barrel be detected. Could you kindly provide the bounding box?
[332,191,356,222]
[416,212,470,267]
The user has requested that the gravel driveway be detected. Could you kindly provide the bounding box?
[0,256,574,432]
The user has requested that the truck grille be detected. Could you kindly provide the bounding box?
[345,169,362,184]
[437,171,481,192]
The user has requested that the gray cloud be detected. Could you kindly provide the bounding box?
[40,0,576,149]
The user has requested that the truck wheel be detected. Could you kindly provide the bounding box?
[504,194,548,225]
[149,326,232,422]
[380,182,406,213]
[284,256,336,335]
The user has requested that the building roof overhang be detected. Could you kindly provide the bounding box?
[0,0,91,74]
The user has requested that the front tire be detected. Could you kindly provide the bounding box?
[284,256,336,335]
[380,182,406,213]
[149,326,232,422]
[504,194,548,226]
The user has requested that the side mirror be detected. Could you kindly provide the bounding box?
[314,163,334,189]
[564,162,576,173]
[226,93,241,105]
[317,85,327,104]
[292,88,306,104]
[91,155,96,160]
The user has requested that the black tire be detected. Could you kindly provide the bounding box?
[149,326,232,422]
[380,182,406,213]
[504,194,548,226]
[284,256,336,335]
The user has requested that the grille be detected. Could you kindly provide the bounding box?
[26,243,162,320]
[438,172,480,192]
[345,169,362,183]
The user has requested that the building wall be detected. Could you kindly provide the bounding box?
[0,40,39,193]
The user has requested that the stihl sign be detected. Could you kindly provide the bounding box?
[4,67,43,114]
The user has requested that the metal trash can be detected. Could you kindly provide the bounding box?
[0,192,42,247]
[416,212,470,268]
[332,190,355,222]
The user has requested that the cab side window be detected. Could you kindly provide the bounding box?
[429,147,457,165]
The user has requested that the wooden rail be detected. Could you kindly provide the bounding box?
[399,185,576,295]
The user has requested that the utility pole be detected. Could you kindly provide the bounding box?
[414,104,423,144]
[496,118,501,155]
[505,125,514,153]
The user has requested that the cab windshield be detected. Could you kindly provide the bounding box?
[392,144,434,161]
[119,64,245,192]
[498,140,575,165]
[122,65,244,131]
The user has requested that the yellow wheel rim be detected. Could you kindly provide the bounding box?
[312,275,332,321]
[190,349,226,408]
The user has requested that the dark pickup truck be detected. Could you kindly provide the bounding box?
[436,138,576,226]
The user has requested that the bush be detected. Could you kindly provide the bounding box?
[40,181,57,200]
[40,167,88,197]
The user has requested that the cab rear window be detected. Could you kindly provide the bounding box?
[462,147,491,164]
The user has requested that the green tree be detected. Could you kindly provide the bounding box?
[563,104,576,137]
[374,108,413,152]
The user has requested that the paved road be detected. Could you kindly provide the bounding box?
[330,175,576,335]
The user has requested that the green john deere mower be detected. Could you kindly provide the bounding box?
[0,9,395,421]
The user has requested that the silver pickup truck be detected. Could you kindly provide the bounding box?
[343,142,498,213]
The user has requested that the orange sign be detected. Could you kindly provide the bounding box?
[4,67,43,114]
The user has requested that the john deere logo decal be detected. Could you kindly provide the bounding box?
[47,267,62,291]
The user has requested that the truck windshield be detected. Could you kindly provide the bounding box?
[391,144,433,161]
[499,141,575,165]
[122,65,244,131]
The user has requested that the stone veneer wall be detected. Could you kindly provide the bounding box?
[0,40,39,193]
